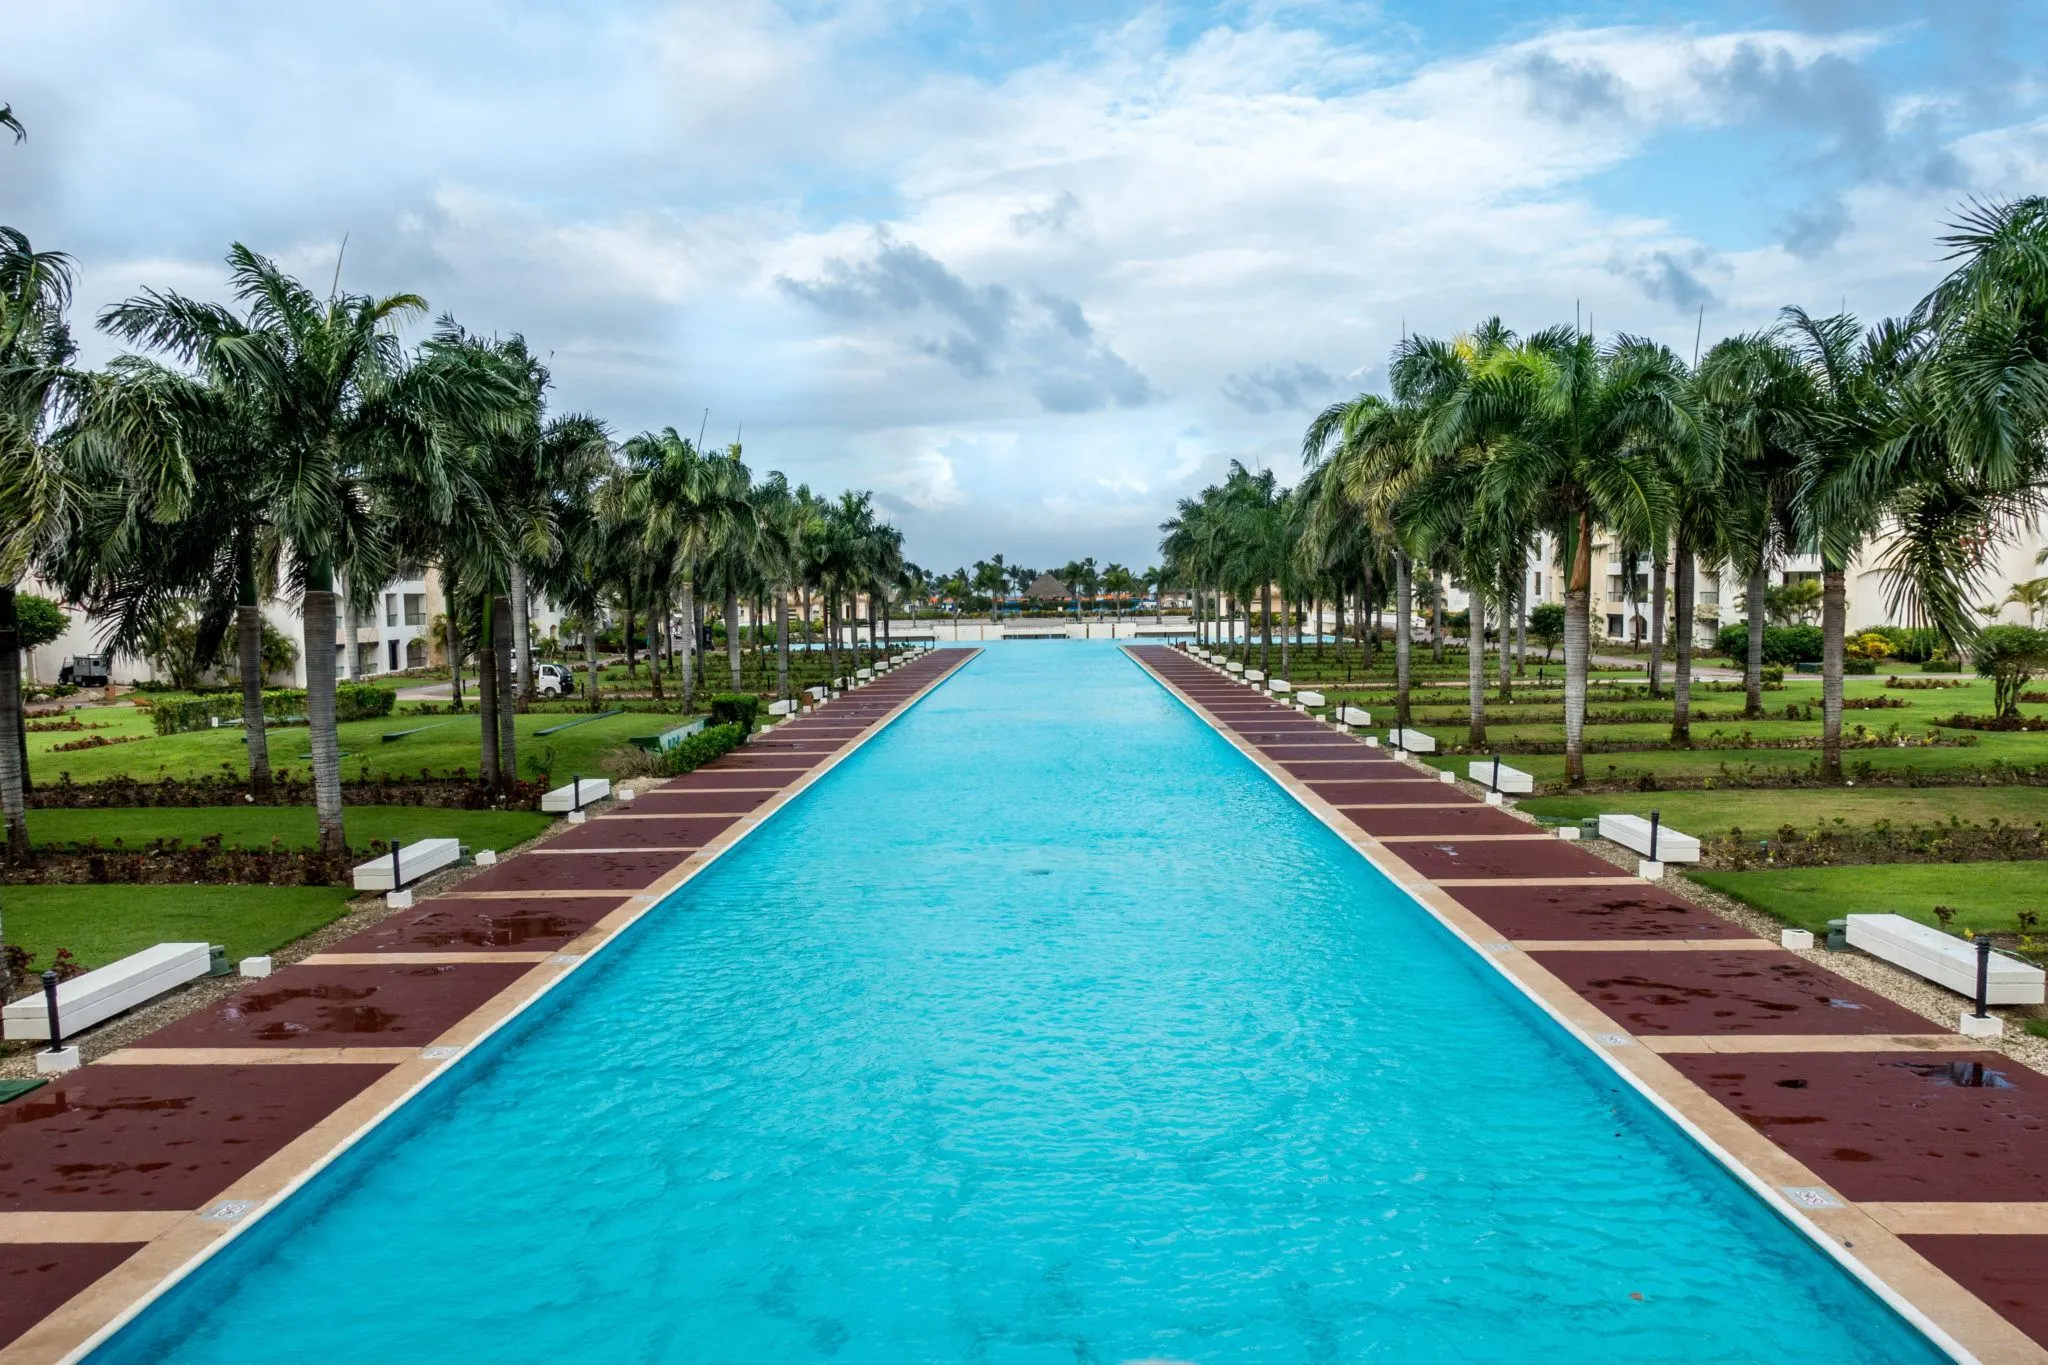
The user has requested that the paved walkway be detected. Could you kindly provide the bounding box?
[1128,646,2047,1364]
[0,650,975,1363]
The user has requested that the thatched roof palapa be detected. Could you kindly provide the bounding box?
[1022,573,1070,601]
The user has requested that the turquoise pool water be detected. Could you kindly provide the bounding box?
[98,644,1943,1363]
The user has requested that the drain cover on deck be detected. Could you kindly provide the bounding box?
[1779,1187,1844,1210]
[200,1201,256,1223]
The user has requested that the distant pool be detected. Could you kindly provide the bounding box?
[97,644,1943,1363]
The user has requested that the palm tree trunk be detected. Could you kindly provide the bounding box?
[1563,517,1593,786]
[1259,585,1273,674]
[237,600,271,796]
[510,561,533,706]
[1671,534,1695,743]
[776,590,791,699]
[723,589,742,690]
[1648,550,1667,698]
[301,572,347,855]
[493,592,517,789]
[1394,554,1413,726]
[1361,562,1377,668]
[1745,561,1768,716]
[1466,589,1487,747]
[678,577,695,710]
[1432,581,1446,664]
[338,578,356,681]
[585,614,600,713]
[1820,563,1847,782]
[1496,574,1513,702]
[477,593,499,788]
[1332,590,1344,666]
[1279,593,1291,680]
[0,586,30,863]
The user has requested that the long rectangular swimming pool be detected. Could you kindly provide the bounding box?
[95,644,1945,1362]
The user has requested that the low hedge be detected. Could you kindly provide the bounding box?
[1715,623,1824,665]
[659,722,746,776]
[150,683,397,735]
[706,692,761,731]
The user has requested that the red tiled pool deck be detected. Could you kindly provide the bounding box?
[0,649,975,1363]
[1127,645,2048,1364]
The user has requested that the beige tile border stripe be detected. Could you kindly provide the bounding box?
[5,651,978,1365]
[1511,939,1780,953]
[1642,1034,1989,1054]
[300,952,554,966]
[96,1047,422,1066]
[1126,647,2038,1365]
[1864,1204,2048,1236]
[0,1214,186,1246]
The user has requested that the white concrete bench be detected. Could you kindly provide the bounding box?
[1338,705,1372,728]
[1244,669,1265,687]
[542,777,612,812]
[857,668,874,680]
[806,685,828,703]
[4,942,212,1041]
[352,837,461,891]
[767,698,797,718]
[1298,690,1325,710]
[1467,759,1535,794]
[1226,661,1244,674]
[1847,915,2045,1005]
[1269,679,1292,695]
[1386,727,1436,753]
[1597,814,1699,863]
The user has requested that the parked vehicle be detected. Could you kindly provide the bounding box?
[57,654,109,687]
[533,661,577,697]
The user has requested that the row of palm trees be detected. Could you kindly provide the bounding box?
[1161,198,2048,787]
[911,558,1159,619]
[0,237,914,861]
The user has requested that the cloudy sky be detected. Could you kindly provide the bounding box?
[7,1,2046,574]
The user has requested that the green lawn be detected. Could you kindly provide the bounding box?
[23,805,553,854]
[1420,735,2048,785]
[1517,788,2048,834]
[3,884,357,975]
[27,707,697,786]
[1686,863,2047,938]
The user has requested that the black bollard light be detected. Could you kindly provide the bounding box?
[390,836,403,892]
[1491,753,1502,792]
[572,774,583,812]
[1974,935,1994,1021]
[41,969,62,1053]
[1648,809,1662,862]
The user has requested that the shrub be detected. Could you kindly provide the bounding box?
[1865,625,1939,662]
[659,722,746,776]
[706,692,761,732]
[1715,623,1824,665]
[150,683,396,735]
[1974,625,2048,718]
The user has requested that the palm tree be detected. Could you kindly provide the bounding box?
[630,429,754,711]
[971,556,1007,622]
[0,228,77,863]
[54,359,287,793]
[1306,386,1430,724]
[1101,563,1137,620]
[101,245,517,851]
[1696,333,1809,717]
[1446,329,1698,785]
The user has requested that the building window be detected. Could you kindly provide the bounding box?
[1606,614,1624,637]
[404,593,426,627]
[385,593,398,627]
[406,638,427,668]
[388,639,400,670]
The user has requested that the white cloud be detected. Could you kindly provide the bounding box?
[10,4,2048,568]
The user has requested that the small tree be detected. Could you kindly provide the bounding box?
[1527,601,1566,662]
[1973,625,2048,719]
[15,592,66,676]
